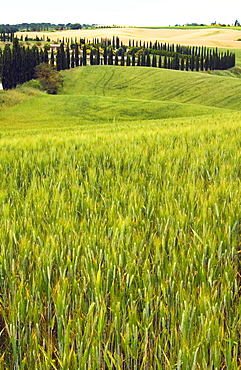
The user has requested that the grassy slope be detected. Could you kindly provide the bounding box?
[2,65,241,137]
[61,66,241,110]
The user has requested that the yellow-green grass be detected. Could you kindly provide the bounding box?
[1,66,241,368]
[61,65,241,110]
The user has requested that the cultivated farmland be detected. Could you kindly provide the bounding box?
[0,65,241,368]
[15,27,241,49]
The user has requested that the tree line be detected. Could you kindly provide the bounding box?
[0,37,236,90]
[0,23,97,33]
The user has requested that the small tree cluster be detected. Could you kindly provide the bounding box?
[35,63,63,94]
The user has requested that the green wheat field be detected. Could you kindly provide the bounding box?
[0,65,241,369]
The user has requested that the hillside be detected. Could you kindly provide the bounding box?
[1,65,241,368]
[61,65,241,110]
[16,27,241,49]
[1,66,241,137]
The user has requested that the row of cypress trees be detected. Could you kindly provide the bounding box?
[0,32,15,42]
[54,43,235,71]
[0,37,236,89]
[1,39,48,89]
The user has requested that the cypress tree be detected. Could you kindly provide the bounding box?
[163,56,167,69]
[20,46,27,83]
[12,38,22,86]
[195,57,199,72]
[90,49,94,65]
[56,48,61,71]
[50,49,55,68]
[103,47,108,65]
[75,43,79,67]
[173,54,179,70]
[115,53,118,65]
[40,48,45,64]
[190,55,195,71]
[126,54,130,66]
[205,57,209,71]
[82,45,87,66]
[108,48,113,65]
[180,57,184,71]
[200,56,204,71]
[141,53,146,66]
[0,48,3,79]
[116,36,120,49]
[146,53,150,67]
[137,54,141,66]
[158,55,162,68]
[132,53,135,66]
[60,43,66,70]
[44,45,49,63]
[96,48,100,65]
[151,54,156,68]
[2,44,13,89]
[121,50,125,66]
[185,56,189,71]
[66,45,70,69]
[71,50,75,68]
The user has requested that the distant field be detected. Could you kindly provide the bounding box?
[1,65,241,368]
[15,27,241,49]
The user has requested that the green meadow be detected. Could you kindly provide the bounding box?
[0,66,241,369]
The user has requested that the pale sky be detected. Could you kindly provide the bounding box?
[1,0,241,27]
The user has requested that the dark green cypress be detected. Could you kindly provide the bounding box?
[108,48,113,65]
[82,45,87,66]
[56,48,61,71]
[40,48,45,63]
[75,43,79,67]
[43,45,49,63]
[181,57,184,70]
[137,54,141,66]
[115,53,118,66]
[190,55,195,71]
[116,36,120,49]
[126,54,130,66]
[12,38,22,86]
[103,47,108,65]
[132,53,135,66]
[151,54,156,68]
[158,56,162,68]
[121,50,125,66]
[2,44,13,89]
[185,57,189,71]
[173,54,179,70]
[90,49,94,65]
[96,48,100,65]
[71,50,75,68]
[66,45,70,69]
[205,57,209,71]
[0,48,3,79]
[50,49,55,68]
[195,57,199,71]
[146,53,150,67]
[141,53,146,66]
[200,56,204,71]
[163,56,167,69]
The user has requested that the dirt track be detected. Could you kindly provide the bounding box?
[16,27,241,49]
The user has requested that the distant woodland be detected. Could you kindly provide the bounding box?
[0,23,98,32]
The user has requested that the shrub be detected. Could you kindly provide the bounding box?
[35,63,63,94]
